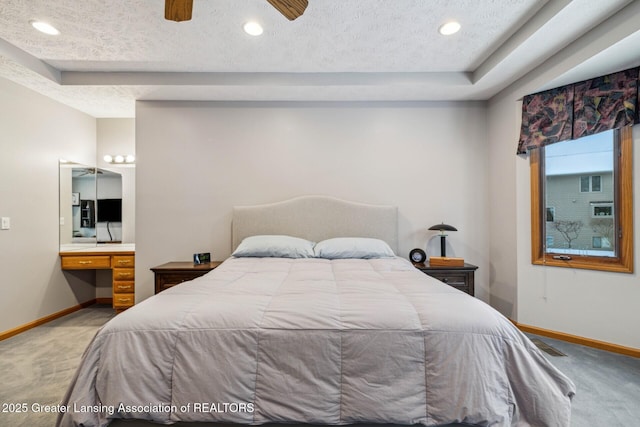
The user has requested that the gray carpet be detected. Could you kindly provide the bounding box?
[523,333,640,426]
[0,305,115,427]
[1,305,639,426]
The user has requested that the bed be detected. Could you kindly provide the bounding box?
[57,196,575,427]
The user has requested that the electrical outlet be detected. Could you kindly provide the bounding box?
[1,217,10,230]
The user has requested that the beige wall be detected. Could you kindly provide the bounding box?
[135,101,491,304]
[95,118,136,299]
[487,4,640,348]
[97,118,136,243]
[0,77,96,334]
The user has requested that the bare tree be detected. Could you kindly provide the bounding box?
[591,218,614,239]
[553,220,583,249]
[590,218,614,248]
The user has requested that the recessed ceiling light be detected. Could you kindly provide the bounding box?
[438,21,461,36]
[243,21,263,36]
[30,20,60,35]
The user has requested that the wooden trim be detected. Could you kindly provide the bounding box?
[530,148,543,264]
[513,321,640,358]
[0,299,98,341]
[618,125,634,272]
[530,126,634,273]
[96,297,113,305]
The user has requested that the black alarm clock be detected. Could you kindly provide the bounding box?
[409,248,426,264]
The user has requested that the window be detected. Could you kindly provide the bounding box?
[580,175,601,192]
[592,236,602,249]
[530,126,633,273]
[546,235,554,247]
[546,207,555,222]
[591,202,613,218]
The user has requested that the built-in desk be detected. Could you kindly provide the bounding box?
[59,244,135,313]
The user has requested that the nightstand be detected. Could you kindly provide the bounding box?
[413,261,478,296]
[151,261,223,294]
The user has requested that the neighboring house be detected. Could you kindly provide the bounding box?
[544,133,615,255]
[546,172,614,253]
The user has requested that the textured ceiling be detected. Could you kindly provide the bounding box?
[0,0,638,117]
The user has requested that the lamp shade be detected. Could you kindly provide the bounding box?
[428,223,457,232]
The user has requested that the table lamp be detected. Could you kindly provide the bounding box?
[428,223,457,257]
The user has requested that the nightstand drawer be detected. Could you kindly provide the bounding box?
[151,261,223,294]
[157,272,205,291]
[427,272,467,286]
[414,261,478,296]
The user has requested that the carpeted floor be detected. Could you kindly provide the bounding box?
[0,305,639,426]
[0,305,115,427]
[523,333,640,426]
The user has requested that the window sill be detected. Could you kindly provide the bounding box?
[532,255,633,273]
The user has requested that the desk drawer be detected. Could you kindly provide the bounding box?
[113,281,135,293]
[112,255,135,268]
[113,268,135,281]
[113,293,135,308]
[61,256,111,270]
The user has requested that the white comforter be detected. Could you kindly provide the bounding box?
[58,257,575,427]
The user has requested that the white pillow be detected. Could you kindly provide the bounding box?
[314,237,395,259]
[232,235,315,258]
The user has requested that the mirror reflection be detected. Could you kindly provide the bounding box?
[59,161,123,250]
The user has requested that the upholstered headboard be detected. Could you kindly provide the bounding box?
[232,196,398,253]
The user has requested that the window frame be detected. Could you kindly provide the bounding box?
[530,126,633,273]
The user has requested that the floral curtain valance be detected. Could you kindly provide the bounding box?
[517,67,639,154]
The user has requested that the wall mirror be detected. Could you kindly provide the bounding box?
[59,161,123,251]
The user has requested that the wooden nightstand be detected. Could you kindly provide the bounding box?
[413,261,478,296]
[151,261,223,294]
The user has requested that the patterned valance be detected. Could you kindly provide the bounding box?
[517,67,639,154]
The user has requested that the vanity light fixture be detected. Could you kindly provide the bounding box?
[30,20,60,35]
[243,21,263,36]
[104,154,135,165]
[438,21,461,36]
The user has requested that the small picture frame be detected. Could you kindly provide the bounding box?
[72,192,80,206]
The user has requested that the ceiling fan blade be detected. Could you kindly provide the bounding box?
[165,0,193,22]
[266,0,308,21]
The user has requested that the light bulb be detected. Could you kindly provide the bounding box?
[31,21,60,35]
[439,21,461,36]
[243,21,263,36]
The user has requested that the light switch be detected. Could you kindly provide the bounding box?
[1,217,10,230]
[60,217,65,226]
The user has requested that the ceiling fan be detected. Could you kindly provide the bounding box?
[165,0,308,22]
